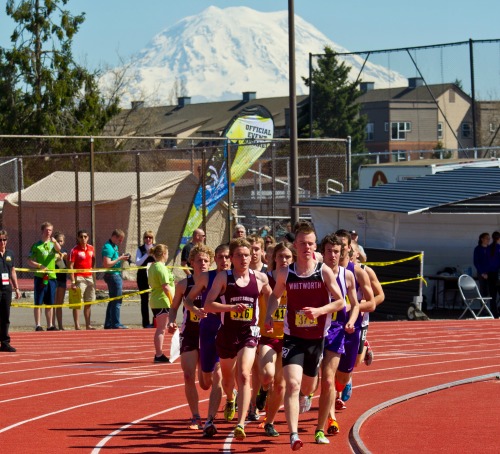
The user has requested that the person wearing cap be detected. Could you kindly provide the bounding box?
[350,231,366,263]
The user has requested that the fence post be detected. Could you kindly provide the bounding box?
[136,152,141,246]
[347,136,352,191]
[226,139,233,240]
[90,138,95,247]
[74,154,79,235]
[17,157,23,267]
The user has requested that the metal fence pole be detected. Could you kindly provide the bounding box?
[136,152,141,246]
[74,154,79,235]
[90,138,95,247]
[17,157,23,266]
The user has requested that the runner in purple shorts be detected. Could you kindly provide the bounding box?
[202,238,271,441]
[318,234,359,438]
[182,243,231,438]
[169,244,213,431]
[334,230,375,411]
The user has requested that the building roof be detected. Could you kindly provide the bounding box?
[105,94,308,138]
[358,83,470,104]
[298,167,500,215]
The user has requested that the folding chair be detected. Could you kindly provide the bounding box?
[457,274,495,320]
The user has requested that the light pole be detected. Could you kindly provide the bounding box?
[288,0,299,225]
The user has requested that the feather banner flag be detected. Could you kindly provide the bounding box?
[177,105,274,255]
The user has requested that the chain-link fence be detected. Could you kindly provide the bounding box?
[0,136,348,276]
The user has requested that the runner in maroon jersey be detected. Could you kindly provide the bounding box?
[203,237,271,441]
[264,221,344,451]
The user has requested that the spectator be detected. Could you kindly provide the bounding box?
[69,229,96,330]
[233,224,247,238]
[102,229,130,329]
[474,232,491,297]
[181,228,205,276]
[27,221,61,331]
[0,230,21,352]
[350,230,367,263]
[135,230,156,328]
[148,243,175,362]
[487,231,500,318]
[53,232,68,330]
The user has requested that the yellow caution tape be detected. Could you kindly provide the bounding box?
[14,265,191,273]
[380,276,427,286]
[11,288,151,309]
[365,253,423,267]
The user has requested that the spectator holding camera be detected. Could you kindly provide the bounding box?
[102,229,130,329]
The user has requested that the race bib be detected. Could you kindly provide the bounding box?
[295,310,318,328]
[189,311,200,323]
[230,304,253,321]
[272,304,287,322]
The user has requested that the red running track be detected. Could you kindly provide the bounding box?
[1,319,499,453]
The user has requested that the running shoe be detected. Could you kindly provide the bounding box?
[154,354,170,363]
[203,420,217,438]
[256,386,268,411]
[264,422,279,437]
[233,424,246,440]
[188,415,202,430]
[224,394,237,422]
[341,378,352,402]
[290,432,303,451]
[35,325,44,331]
[247,403,260,421]
[365,340,374,366]
[327,417,340,435]
[47,326,58,331]
[315,429,329,444]
[335,397,346,411]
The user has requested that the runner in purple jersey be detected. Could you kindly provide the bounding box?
[169,244,213,431]
[318,234,359,440]
[334,230,375,411]
[203,238,271,442]
[180,243,230,438]
[264,221,344,451]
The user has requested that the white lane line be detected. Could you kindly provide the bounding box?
[0,382,185,434]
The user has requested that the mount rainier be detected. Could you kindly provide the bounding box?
[102,6,406,107]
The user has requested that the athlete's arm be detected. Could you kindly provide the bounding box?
[264,266,287,331]
[364,265,385,307]
[183,272,208,311]
[355,265,376,312]
[303,265,344,319]
[168,279,186,331]
[345,269,360,333]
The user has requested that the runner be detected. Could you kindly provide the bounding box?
[256,240,295,437]
[318,234,359,440]
[265,221,344,451]
[169,244,213,430]
[200,237,271,441]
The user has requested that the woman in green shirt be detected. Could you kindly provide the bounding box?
[148,244,175,363]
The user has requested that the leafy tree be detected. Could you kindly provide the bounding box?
[301,46,367,155]
[0,0,119,144]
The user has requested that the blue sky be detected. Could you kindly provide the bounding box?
[1,0,499,70]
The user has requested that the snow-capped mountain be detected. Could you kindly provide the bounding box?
[102,6,407,107]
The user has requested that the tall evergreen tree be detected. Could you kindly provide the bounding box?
[0,0,119,141]
[302,46,367,154]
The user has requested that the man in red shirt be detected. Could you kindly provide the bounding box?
[69,230,96,330]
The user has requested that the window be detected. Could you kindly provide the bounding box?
[437,122,443,139]
[366,123,374,141]
[391,122,411,140]
[490,123,497,133]
[461,122,472,138]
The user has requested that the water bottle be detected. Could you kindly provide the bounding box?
[43,273,49,285]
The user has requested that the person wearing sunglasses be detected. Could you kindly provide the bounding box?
[0,230,21,352]
[135,231,156,328]
[69,230,96,330]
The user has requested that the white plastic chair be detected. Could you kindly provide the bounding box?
[457,274,495,320]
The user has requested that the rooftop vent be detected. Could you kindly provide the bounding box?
[131,100,144,110]
[178,96,191,108]
[360,82,375,93]
[408,77,424,88]
[243,91,256,102]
